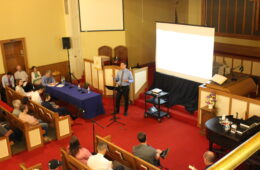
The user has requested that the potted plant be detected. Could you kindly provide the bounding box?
[205,92,216,109]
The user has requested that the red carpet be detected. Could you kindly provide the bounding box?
[0,97,209,170]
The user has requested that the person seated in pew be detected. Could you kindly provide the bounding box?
[87,142,125,170]
[42,70,56,86]
[31,66,42,86]
[133,132,168,166]
[12,99,22,117]
[1,72,15,89]
[1,72,15,102]
[42,93,76,120]
[31,85,44,104]
[14,65,33,92]
[15,79,33,97]
[18,105,50,142]
[67,135,92,164]
[203,151,215,169]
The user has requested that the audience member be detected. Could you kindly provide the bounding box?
[67,135,92,164]
[18,105,50,142]
[42,93,76,119]
[42,70,56,86]
[14,65,33,92]
[133,132,166,166]
[1,72,15,88]
[15,79,32,97]
[203,151,215,169]
[31,66,42,85]
[87,142,124,170]
[31,85,44,104]
[48,159,62,170]
[12,99,22,117]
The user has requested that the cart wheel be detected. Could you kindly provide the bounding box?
[157,118,161,122]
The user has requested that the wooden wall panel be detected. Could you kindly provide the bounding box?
[252,62,260,76]
[215,95,230,116]
[231,98,247,119]
[248,103,260,118]
[242,60,251,74]
[84,62,92,84]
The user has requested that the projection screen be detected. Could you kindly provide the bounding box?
[156,23,215,83]
[79,0,124,31]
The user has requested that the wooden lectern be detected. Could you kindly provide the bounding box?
[206,75,256,96]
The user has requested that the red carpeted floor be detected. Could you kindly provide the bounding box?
[0,96,209,170]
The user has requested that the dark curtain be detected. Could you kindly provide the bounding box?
[151,72,201,113]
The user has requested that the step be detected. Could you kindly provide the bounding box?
[134,99,197,126]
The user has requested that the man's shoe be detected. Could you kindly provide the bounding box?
[160,148,169,159]
[124,112,128,116]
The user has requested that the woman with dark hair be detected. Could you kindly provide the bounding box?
[68,136,91,164]
[31,66,42,85]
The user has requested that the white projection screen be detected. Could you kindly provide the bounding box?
[156,23,215,83]
[79,0,124,31]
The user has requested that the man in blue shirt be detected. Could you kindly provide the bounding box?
[115,62,134,116]
[41,70,56,86]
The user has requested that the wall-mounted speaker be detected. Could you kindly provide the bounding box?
[62,37,71,49]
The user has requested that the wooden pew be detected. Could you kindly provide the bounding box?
[0,101,44,152]
[5,87,72,140]
[0,136,12,161]
[61,148,91,170]
[95,135,161,170]
[19,163,42,170]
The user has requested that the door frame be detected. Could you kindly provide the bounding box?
[0,37,29,73]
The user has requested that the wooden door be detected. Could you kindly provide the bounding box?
[1,38,28,73]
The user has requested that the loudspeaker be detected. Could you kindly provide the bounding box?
[62,37,71,49]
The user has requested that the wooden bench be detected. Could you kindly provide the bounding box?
[95,135,161,170]
[0,101,44,152]
[0,136,12,161]
[19,163,42,170]
[5,87,72,140]
[61,148,91,170]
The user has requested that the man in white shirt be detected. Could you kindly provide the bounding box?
[87,142,113,170]
[31,85,44,104]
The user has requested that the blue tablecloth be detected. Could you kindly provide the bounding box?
[45,83,105,118]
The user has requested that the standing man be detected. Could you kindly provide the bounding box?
[14,65,33,92]
[115,61,133,116]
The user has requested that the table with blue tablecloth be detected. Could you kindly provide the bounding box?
[45,83,105,118]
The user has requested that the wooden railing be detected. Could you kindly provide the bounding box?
[208,132,260,170]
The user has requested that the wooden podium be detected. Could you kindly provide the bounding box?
[206,74,256,96]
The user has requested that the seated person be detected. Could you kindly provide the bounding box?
[1,72,15,88]
[203,151,215,169]
[31,85,44,104]
[14,65,33,92]
[87,142,124,170]
[15,79,32,97]
[133,132,168,166]
[42,70,56,86]
[67,135,91,164]
[12,99,22,117]
[1,72,15,102]
[18,105,50,142]
[31,66,42,85]
[42,93,76,119]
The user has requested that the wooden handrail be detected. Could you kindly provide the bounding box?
[208,132,260,170]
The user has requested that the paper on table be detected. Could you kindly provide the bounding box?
[56,84,64,88]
